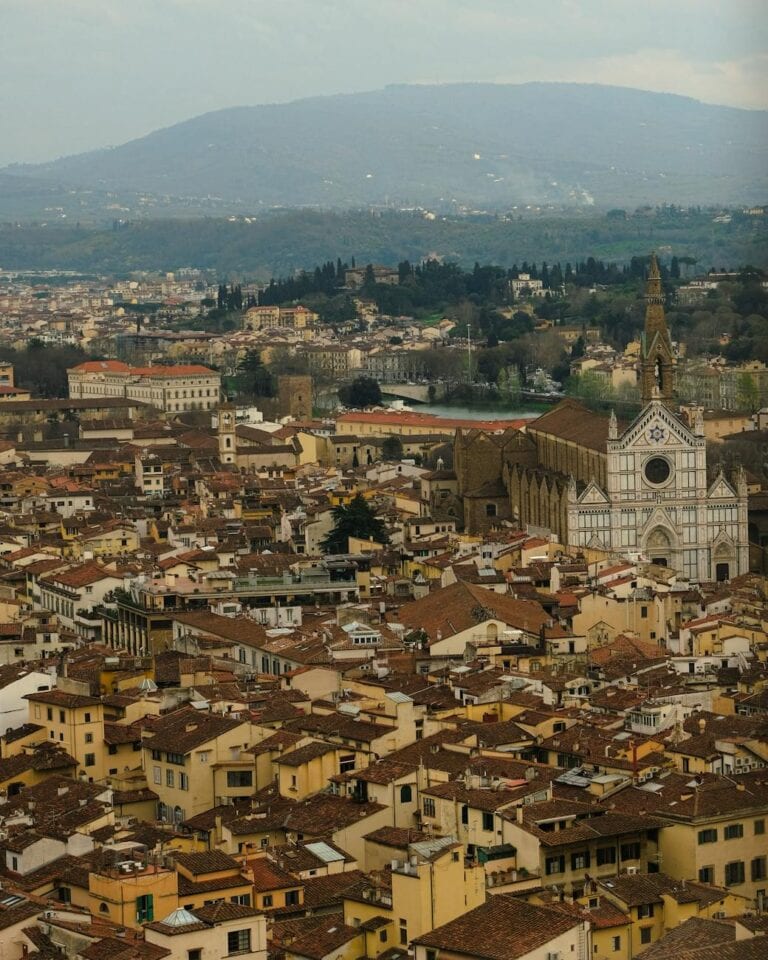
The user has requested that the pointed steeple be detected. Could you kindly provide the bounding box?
[608,409,618,440]
[639,252,675,406]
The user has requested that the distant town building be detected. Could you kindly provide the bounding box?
[244,304,318,331]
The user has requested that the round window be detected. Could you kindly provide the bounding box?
[644,456,671,485]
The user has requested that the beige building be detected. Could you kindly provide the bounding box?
[142,706,255,822]
[146,904,267,960]
[67,360,221,413]
[244,304,318,331]
[25,688,106,781]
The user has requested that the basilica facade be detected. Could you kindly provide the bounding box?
[445,255,749,582]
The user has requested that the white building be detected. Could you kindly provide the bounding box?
[67,360,221,413]
[567,256,749,583]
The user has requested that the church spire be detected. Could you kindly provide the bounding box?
[639,252,675,406]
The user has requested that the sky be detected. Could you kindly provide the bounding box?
[1,0,766,167]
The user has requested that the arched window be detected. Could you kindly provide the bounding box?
[400,785,413,804]
[99,902,110,914]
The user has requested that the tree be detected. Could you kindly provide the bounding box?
[735,372,760,412]
[381,435,404,461]
[497,366,522,403]
[321,493,390,553]
[338,376,382,408]
[237,350,274,398]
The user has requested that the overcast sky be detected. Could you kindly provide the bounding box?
[1,0,766,166]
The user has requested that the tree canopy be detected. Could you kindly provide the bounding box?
[338,376,382,408]
[381,435,404,460]
[321,494,390,553]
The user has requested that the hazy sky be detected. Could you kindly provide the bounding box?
[1,0,766,166]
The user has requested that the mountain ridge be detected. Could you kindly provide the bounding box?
[3,83,767,215]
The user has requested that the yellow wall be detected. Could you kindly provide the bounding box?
[89,865,178,930]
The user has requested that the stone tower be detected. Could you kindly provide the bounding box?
[217,402,237,465]
[277,374,313,420]
[639,252,675,405]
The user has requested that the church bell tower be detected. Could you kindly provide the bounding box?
[639,253,675,406]
[218,402,237,465]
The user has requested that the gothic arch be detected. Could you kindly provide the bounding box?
[644,524,677,567]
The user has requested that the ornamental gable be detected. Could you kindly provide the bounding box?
[577,481,609,505]
[613,402,695,452]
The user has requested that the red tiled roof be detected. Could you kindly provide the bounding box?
[336,411,530,431]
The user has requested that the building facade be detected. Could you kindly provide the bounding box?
[68,360,221,413]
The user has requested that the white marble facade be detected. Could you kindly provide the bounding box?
[568,400,749,582]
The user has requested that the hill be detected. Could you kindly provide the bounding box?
[3,83,767,218]
[1,208,766,278]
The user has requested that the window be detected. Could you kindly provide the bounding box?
[167,752,184,765]
[153,766,161,785]
[482,812,494,831]
[199,752,209,764]
[47,708,53,721]
[751,857,767,882]
[84,753,95,767]
[227,929,251,954]
[545,855,565,875]
[611,936,621,952]
[339,754,356,774]
[400,785,412,804]
[638,904,654,919]
[724,823,743,840]
[285,890,299,906]
[461,804,469,825]
[571,851,590,870]
[399,920,407,945]
[644,456,671,485]
[755,820,766,836]
[423,797,436,818]
[227,771,253,788]
[136,894,154,923]
[166,769,174,787]
[620,842,640,861]
[151,749,162,761]
[597,846,616,866]
[725,861,745,886]
[178,772,189,790]
[698,866,714,884]
[485,503,497,517]
[11,856,18,871]
[230,894,251,906]
[262,894,273,907]
[108,744,117,755]
[59,711,65,722]
[698,829,717,844]
[188,951,202,960]
[84,712,91,722]
[85,733,93,744]
[640,927,652,945]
